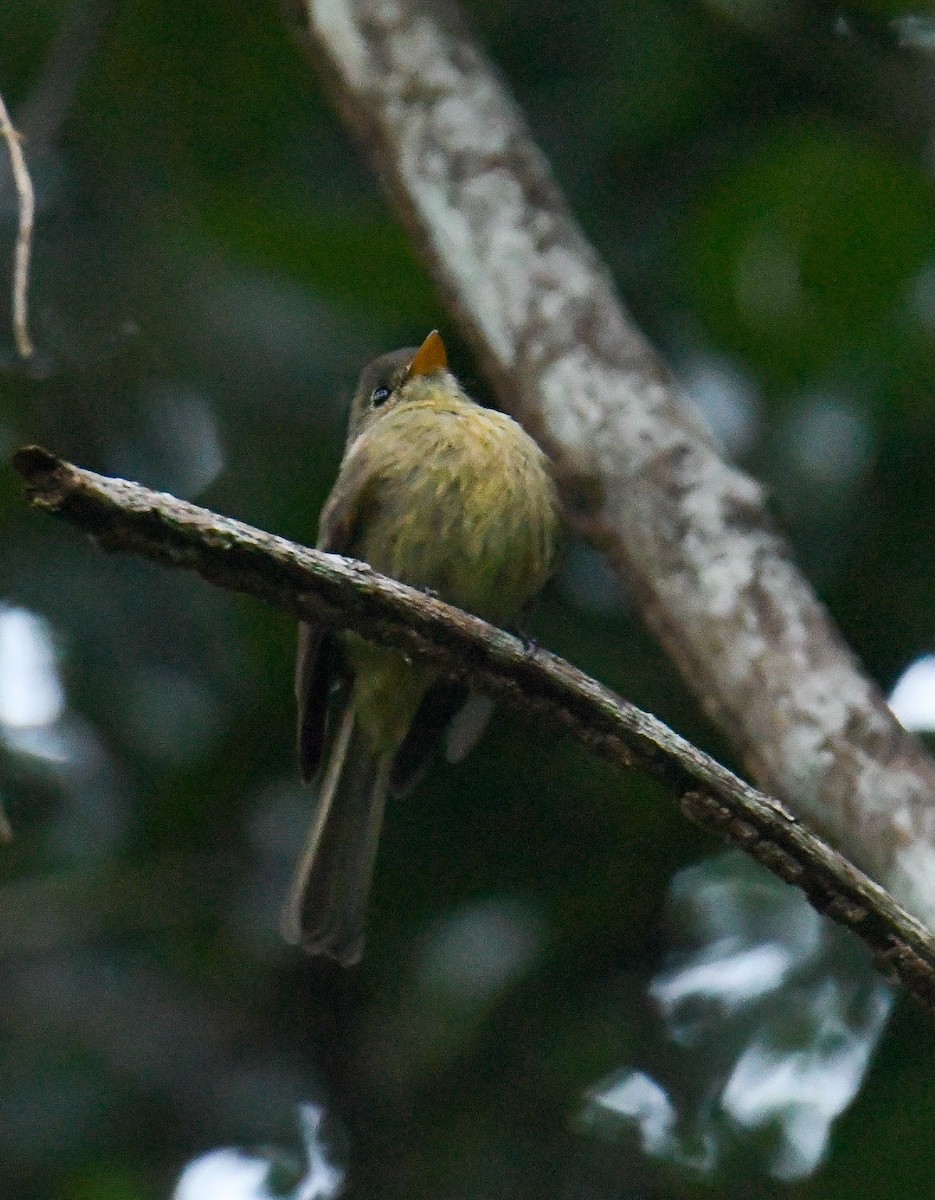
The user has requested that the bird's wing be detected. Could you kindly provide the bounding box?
[298,439,496,788]
[295,446,375,783]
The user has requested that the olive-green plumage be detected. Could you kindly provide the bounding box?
[282,331,560,965]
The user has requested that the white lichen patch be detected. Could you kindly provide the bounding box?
[692,546,760,622]
[536,353,657,466]
[310,0,935,913]
[431,94,509,157]
[852,759,931,831]
[884,840,935,932]
[311,0,370,86]
[790,663,876,736]
[400,16,460,83]
[772,726,836,818]
[535,242,600,302]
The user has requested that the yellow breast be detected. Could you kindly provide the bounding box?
[350,395,559,625]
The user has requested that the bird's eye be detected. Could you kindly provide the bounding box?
[371,386,391,406]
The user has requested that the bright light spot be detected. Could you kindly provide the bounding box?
[683,356,761,455]
[445,693,494,763]
[894,14,935,51]
[667,857,823,959]
[586,1071,676,1156]
[159,388,225,498]
[172,1105,343,1200]
[887,841,935,935]
[786,394,870,487]
[721,980,893,1180]
[296,1104,344,1200]
[579,853,892,1181]
[110,386,225,499]
[651,942,794,1017]
[0,607,64,728]
[889,655,935,732]
[4,721,78,765]
[173,1149,274,1200]
[418,896,544,1001]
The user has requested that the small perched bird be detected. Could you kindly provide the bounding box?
[283,331,561,965]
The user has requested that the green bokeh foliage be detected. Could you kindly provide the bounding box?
[3,2,935,1198]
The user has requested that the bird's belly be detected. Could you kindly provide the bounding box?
[358,419,556,625]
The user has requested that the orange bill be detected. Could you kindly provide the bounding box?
[407,330,448,378]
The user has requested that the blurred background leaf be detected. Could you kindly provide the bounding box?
[4,1,935,1198]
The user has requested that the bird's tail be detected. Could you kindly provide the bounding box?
[281,701,392,966]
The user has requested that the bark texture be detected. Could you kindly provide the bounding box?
[288,0,935,926]
[13,445,935,1013]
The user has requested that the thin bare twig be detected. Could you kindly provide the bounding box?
[0,93,34,359]
[12,443,935,1013]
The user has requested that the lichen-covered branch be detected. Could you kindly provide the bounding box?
[286,0,935,930]
[12,444,935,1011]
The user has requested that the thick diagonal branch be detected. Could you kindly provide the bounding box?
[286,0,935,930]
[12,444,935,1012]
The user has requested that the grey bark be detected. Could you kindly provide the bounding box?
[288,0,935,928]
